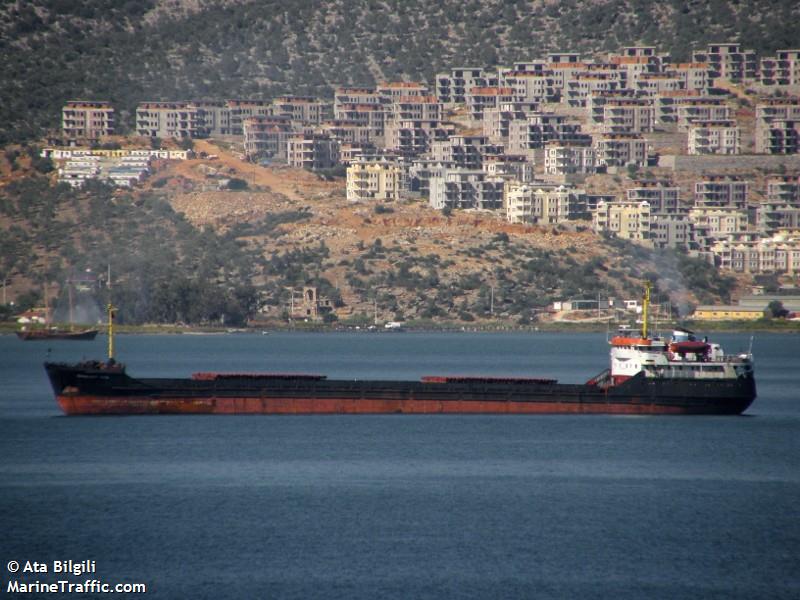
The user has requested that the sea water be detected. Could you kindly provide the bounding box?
[0,332,798,599]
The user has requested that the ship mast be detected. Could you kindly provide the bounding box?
[641,281,651,339]
[107,302,116,361]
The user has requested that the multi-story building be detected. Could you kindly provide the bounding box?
[386,95,442,122]
[654,92,718,124]
[333,103,387,146]
[599,98,656,134]
[608,47,667,90]
[429,135,504,170]
[755,99,800,154]
[543,143,596,175]
[286,133,339,170]
[711,233,800,274]
[593,200,652,242]
[136,101,223,139]
[319,120,374,145]
[757,174,800,234]
[689,207,749,248]
[499,71,559,104]
[676,100,731,129]
[505,182,587,225]
[429,169,505,211]
[376,81,430,101]
[567,71,623,107]
[687,120,741,155]
[346,157,404,202]
[759,50,800,87]
[334,87,384,113]
[435,68,498,105]
[694,176,749,209]
[507,113,591,156]
[408,159,453,197]
[482,101,539,144]
[271,96,332,125]
[338,142,375,165]
[225,100,273,136]
[692,43,758,83]
[466,87,517,124]
[650,214,695,250]
[593,133,647,167]
[670,62,711,94]
[242,116,295,159]
[62,101,115,141]
[384,118,453,158]
[626,180,682,213]
[482,154,534,183]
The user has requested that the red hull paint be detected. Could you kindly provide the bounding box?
[58,395,692,416]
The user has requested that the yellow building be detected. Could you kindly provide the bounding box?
[346,159,403,202]
[692,305,764,320]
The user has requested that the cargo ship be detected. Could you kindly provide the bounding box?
[43,289,756,416]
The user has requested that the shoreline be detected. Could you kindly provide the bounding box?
[3,320,799,335]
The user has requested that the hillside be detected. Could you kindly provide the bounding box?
[0,141,740,327]
[1,0,799,144]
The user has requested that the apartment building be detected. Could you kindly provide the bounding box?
[687,120,741,155]
[333,103,387,146]
[408,159,453,197]
[225,100,273,136]
[429,169,505,210]
[711,233,800,274]
[286,133,339,170]
[242,116,296,159]
[633,73,686,96]
[384,118,453,158]
[670,63,711,94]
[676,100,731,129]
[654,92,718,124]
[600,98,656,134]
[499,71,559,104]
[543,143,596,175]
[386,95,442,122]
[338,142,375,165]
[334,87,384,113]
[136,101,221,139]
[466,87,517,124]
[759,50,800,87]
[482,101,540,143]
[271,96,333,125]
[593,200,652,242]
[567,72,623,107]
[482,154,534,183]
[755,99,800,154]
[507,113,591,156]
[626,180,682,213]
[429,135,503,170]
[689,207,749,245]
[757,175,800,234]
[62,101,115,141]
[376,82,430,101]
[694,176,749,209]
[593,133,647,167]
[505,182,587,225]
[319,120,374,145]
[545,54,589,98]
[435,68,499,105]
[346,157,404,202]
[692,43,758,82]
[650,213,695,250]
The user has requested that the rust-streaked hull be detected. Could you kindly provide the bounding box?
[57,394,712,415]
[45,359,756,416]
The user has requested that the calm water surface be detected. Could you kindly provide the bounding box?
[1,332,798,599]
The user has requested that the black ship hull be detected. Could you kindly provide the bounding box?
[44,362,757,416]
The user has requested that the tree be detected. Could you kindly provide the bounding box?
[765,300,789,319]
